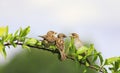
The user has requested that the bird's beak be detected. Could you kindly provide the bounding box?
[69,33,75,39]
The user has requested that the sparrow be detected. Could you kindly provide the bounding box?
[39,31,57,43]
[39,31,57,48]
[56,33,67,60]
[70,33,83,50]
[70,33,91,64]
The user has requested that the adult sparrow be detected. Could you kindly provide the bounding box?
[56,33,66,60]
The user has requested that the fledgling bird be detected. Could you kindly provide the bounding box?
[39,31,57,43]
[71,33,91,64]
[56,33,67,60]
[70,33,83,50]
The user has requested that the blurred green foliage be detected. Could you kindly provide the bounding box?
[0,48,97,73]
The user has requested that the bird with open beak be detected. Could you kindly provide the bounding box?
[56,33,67,60]
[70,33,83,50]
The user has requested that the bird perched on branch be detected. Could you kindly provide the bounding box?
[39,31,57,43]
[56,33,66,60]
[70,33,83,50]
[70,33,91,65]
[39,31,57,48]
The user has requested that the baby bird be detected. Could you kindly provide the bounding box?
[39,31,57,43]
[71,33,91,64]
[56,33,66,61]
[71,33,83,50]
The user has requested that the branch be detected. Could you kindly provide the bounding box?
[4,42,59,54]
[3,41,105,73]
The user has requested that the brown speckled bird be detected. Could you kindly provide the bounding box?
[39,31,57,43]
[71,33,83,50]
[56,33,66,60]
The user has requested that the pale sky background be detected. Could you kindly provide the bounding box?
[0,0,120,66]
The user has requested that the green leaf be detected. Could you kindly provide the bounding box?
[22,44,31,52]
[4,34,12,42]
[92,65,100,69]
[12,43,17,48]
[25,38,37,46]
[105,57,120,65]
[109,68,114,72]
[83,69,87,73]
[23,26,30,36]
[10,36,15,43]
[36,41,42,46]
[94,49,98,54]
[0,26,8,37]
[86,44,94,56]
[20,26,30,37]
[49,45,56,50]
[2,48,7,58]
[115,62,119,71]
[98,53,104,65]
[0,42,6,57]
[0,43,4,52]
[92,50,100,62]
[64,38,70,53]
[1,35,5,42]
[5,26,8,36]
[116,71,120,73]
[103,68,108,73]
[92,54,98,62]
[19,27,23,36]
[14,29,19,36]
[69,37,75,49]
[68,37,76,55]
[76,46,88,54]
[77,55,83,61]
[85,61,90,66]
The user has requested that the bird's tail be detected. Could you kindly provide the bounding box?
[38,35,44,38]
[59,50,66,61]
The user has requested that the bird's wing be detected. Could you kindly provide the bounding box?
[56,39,64,51]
